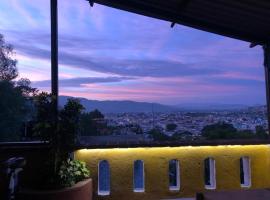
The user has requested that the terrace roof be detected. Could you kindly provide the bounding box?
[88,0,270,45]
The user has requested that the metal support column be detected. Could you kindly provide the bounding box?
[51,0,58,119]
[263,43,270,132]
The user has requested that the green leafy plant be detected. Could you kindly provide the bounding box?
[33,93,88,187]
[58,159,90,187]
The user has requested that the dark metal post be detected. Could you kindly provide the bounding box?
[263,43,270,132]
[51,0,58,118]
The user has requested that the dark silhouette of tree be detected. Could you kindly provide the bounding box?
[166,123,177,131]
[80,109,106,136]
[255,125,268,139]
[131,124,143,134]
[201,122,237,139]
[16,78,37,97]
[0,34,37,141]
[171,131,193,140]
[148,128,169,141]
[32,92,55,140]
[0,81,25,141]
[33,94,85,183]
[236,129,254,139]
[0,34,18,81]
[33,94,84,152]
[58,98,85,149]
[202,122,268,140]
[88,109,104,119]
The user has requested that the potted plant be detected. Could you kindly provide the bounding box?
[18,92,92,200]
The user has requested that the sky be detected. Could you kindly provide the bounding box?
[0,0,266,105]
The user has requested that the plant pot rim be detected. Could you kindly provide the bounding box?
[20,178,92,194]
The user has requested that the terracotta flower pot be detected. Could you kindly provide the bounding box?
[18,178,92,200]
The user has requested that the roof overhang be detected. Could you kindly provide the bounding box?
[87,0,270,45]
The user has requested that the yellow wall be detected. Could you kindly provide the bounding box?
[75,145,270,200]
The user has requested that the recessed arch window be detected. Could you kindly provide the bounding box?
[204,157,216,189]
[98,160,110,195]
[240,156,251,187]
[169,159,180,191]
[133,160,145,192]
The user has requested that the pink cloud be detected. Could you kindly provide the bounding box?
[58,79,245,104]
[214,72,264,81]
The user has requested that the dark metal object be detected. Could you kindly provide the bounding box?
[51,0,58,119]
[263,44,270,132]
[170,0,190,28]
[249,43,258,48]
[89,0,94,7]
[1,157,26,200]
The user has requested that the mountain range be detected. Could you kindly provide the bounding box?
[59,96,253,113]
[59,96,177,113]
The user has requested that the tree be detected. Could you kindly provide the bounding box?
[32,92,55,140]
[33,94,85,181]
[237,129,254,139]
[0,34,36,141]
[166,123,177,131]
[255,125,268,139]
[0,80,36,141]
[88,109,104,119]
[59,98,85,147]
[171,131,193,140]
[201,122,268,140]
[201,122,237,140]
[0,81,25,141]
[80,109,105,136]
[131,124,143,134]
[16,78,37,97]
[148,128,169,141]
[0,34,18,81]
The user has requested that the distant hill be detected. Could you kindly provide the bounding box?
[175,103,249,111]
[59,96,178,113]
[59,96,261,113]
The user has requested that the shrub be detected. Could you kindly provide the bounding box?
[58,159,90,187]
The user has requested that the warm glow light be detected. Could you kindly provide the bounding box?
[76,144,269,154]
[75,144,270,198]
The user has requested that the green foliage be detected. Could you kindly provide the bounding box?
[33,92,55,140]
[0,34,37,141]
[34,94,84,145]
[202,122,268,140]
[16,78,37,97]
[58,159,90,187]
[80,109,105,136]
[33,93,85,184]
[88,109,104,119]
[236,129,254,139]
[166,123,177,131]
[171,131,193,140]
[0,81,25,141]
[58,98,85,147]
[130,124,143,134]
[148,128,169,141]
[0,81,36,141]
[255,125,268,139]
[0,34,18,81]
[201,122,237,139]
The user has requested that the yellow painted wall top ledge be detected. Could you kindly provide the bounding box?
[75,145,270,200]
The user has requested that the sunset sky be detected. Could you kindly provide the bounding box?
[0,0,266,105]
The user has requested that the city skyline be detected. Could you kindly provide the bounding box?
[0,0,266,105]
